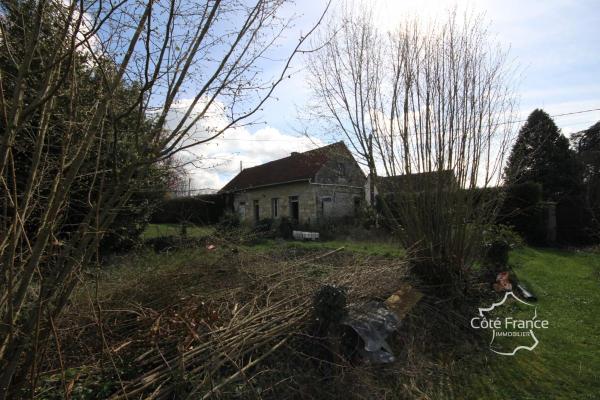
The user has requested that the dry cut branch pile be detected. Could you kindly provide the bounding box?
[44,245,410,399]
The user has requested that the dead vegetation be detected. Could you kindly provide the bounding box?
[34,240,483,400]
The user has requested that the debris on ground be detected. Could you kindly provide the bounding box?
[206,244,216,251]
[493,271,512,292]
[490,270,537,301]
[292,230,320,240]
[312,282,423,365]
[341,301,400,364]
[516,282,537,301]
[385,283,424,321]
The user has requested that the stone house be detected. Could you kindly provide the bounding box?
[219,142,365,225]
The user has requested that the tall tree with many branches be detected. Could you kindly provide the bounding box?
[307,6,517,295]
[0,0,328,396]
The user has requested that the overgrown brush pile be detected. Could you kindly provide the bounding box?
[34,241,482,399]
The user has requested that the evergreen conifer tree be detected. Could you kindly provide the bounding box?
[504,109,580,200]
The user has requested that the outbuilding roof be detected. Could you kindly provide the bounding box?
[376,170,457,194]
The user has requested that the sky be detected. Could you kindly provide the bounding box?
[179,0,600,192]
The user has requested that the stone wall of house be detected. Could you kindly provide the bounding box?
[313,184,363,222]
[314,153,365,187]
[232,182,364,226]
[312,151,365,223]
[232,182,318,225]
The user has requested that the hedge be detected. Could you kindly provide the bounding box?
[375,182,551,245]
[151,194,226,225]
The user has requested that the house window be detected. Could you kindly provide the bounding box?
[289,196,299,222]
[253,200,259,222]
[271,198,279,218]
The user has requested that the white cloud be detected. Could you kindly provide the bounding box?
[165,99,325,190]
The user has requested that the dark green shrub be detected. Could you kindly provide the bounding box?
[218,211,241,229]
[483,225,523,267]
[100,194,163,255]
[277,217,295,239]
[151,194,226,225]
[313,285,347,326]
[486,241,510,267]
[253,218,275,235]
[353,203,377,229]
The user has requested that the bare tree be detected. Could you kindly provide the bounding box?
[308,7,517,294]
[306,5,383,205]
[0,0,328,396]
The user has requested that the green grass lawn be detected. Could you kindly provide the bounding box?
[141,223,214,239]
[450,247,600,399]
[246,238,405,258]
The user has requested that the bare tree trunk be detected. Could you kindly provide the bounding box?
[0,0,329,396]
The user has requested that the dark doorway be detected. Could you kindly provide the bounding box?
[353,197,361,216]
[289,196,299,222]
[253,200,259,223]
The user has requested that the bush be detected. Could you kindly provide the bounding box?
[276,217,295,239]
[218,211,241,230]
[100,219,147,254]
[251,218,301,241]
[100,195,162,255]
[482,225,523,268]
[253,218,275,234]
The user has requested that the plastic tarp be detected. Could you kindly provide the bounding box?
[341,301,401,364]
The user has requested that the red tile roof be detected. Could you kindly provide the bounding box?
[219,142,350,193]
